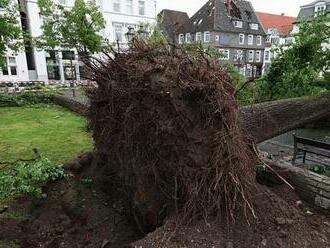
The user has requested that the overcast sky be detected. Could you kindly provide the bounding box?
[157,0,313,17]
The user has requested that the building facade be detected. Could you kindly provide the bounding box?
[0,0,157,82]
[164,0,267,78]
[256,12,295,73]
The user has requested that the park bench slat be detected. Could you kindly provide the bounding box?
[292,135,330,165]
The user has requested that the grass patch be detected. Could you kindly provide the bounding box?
[0,105,93,164]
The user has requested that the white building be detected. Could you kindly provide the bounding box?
[0,0,157,83]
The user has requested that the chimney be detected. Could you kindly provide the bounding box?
[281,13,285,16]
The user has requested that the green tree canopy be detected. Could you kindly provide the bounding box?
[37,0,106,55]
[256,13,330,101]
[0,0,24,65]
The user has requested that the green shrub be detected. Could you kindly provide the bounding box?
[0,92,55,107]
[310,165,330,177]
[0,159,65,200]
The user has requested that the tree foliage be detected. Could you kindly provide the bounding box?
[37,0,105,54]
[256,14,330,101]
[0,0,24,65]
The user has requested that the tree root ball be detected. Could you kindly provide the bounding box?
[86,42,257,232]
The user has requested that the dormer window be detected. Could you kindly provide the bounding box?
[249,23,259,30]
[233,20,243,28]
[315,2,326,15]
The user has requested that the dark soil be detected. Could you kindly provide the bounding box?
[133,185,330,248]
[0,158,329,248]
[0,160,142,248]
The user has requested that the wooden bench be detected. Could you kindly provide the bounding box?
[292,134,330,165]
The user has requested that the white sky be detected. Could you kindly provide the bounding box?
[157,0,313,17]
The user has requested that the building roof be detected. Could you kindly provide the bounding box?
[178,0,266,36]
[297,0,330,20]
[158,9,189,42]
[256,12,295,36]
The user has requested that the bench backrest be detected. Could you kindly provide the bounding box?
[293,135,330,150]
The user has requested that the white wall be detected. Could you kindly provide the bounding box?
[22,0,157,81]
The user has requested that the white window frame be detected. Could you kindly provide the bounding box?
[264,50,270,62]
[138,0,145,16]
[185,33,191,43]
[233,20,243,28]
[249,23,259,30]
[113,0,121,12]
[248,35,253,45]
[239,34,245,45]
[315,2,326,14]
[179,34,184,44]
[114,23,123,42]
[204,31,210,43]
[196,32,202,42]
[256,50,261,62]
[126,0,133,15]
[256,35,262,46]
[248,50,254,62]
[219,49,230,60]
[236,50,243,61]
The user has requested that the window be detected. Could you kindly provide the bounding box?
[266,35,271,43]
[233,21,243,28]
[204,31,210,43]
[246,64,252,77]
[179,34,184,44]
[185,33,191,43]
[264,51,269,61]
[248,50,254,62]
[113,0,120,12]
[256,50,261,62]
[114,23,123,42]
[138,0,145,15]
[126,0,133,14]
[235,50,243,61]
[315,3,326,14]
[249,23,259,30]
[196,32,202,42]
[215,35,220,42]
[248,35,253,45]
[256,35,262,46]
[1,58,8,75]
[8,57,17,75]
[219,49,230,60]
[239,34,244,45]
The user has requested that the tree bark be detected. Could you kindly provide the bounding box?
[241,92,330,143]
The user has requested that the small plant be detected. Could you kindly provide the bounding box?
[0,159,65,200]
[310,165,330,177]
[0,91,55,107]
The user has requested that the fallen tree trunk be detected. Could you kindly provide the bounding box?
[241,93,330,143]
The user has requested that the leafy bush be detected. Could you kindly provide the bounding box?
[310,165,330,177]
[0,159,65,200]
[0,92,55,107]
[256,14,330,101]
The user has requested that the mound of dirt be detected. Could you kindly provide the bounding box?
[132,185,330,247]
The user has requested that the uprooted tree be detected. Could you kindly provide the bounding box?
[85,41,330,233]
[86,42,257,232]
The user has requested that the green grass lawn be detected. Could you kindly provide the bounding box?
[0,105,93,164]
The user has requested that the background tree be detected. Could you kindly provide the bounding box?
[0,0,24,66]
[37,0,105,56]
[256,14,330,101]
